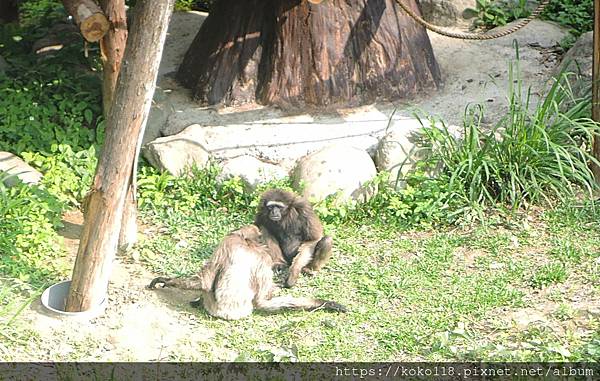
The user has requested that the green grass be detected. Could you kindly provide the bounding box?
[136,173,600,361]
[529,262,568,289]
[0,281,40,360]
[1,0,599,364]
[123,56,600,361]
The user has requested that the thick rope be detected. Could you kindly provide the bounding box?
[396,0,551,40]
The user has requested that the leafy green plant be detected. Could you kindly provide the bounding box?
[22,144,98,206]
[174,0,196,11]
[137,163,297,222]
[542,0,593,49]
[128,0,212,11]
[19,0,67,29]
[557,33,578,51]
[0,0,105,209]
[0,0,103,154]
[138,160,455,231]
[0,178,68,287]
[364,171,455,226]
[0,1,104,207]
[0,68,103,155]
[466,0,531,30]
[541,0,593,37]
[173,0,213,11]
[138,164,251,215]
[578,338,600,360]
[420,63,599,219]
[466,0,593,42]
[308,169,458,228]
[553,303,574,321]
[137,166,178,211]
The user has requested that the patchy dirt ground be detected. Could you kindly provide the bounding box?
[15,207,600,362]
[11,13,595,362]
[18,211,233,361]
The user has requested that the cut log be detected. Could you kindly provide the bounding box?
[65,0,174,312]
[176,0,441,108]
[62,0,110,42]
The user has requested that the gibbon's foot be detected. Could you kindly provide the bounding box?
[302,268,317,276]
[272,263,288,272]
[189,298,202,308]
[322,301,347,313]
[147,277,170,289]
[269,285,282,295]
[284,276,297,289]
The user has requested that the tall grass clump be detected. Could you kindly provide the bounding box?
[421,61,599,218]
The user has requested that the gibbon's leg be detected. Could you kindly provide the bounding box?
[286,241,318,288]
[254,262,342,314]
[286,235,333,287]
[305,235,333,273]
[148,275,205,290]
[254,293,347,313]
[148,262,217,291]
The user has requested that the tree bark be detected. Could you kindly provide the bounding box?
[99,0,127,115]
[98,0,137,251]
[118,186,138,251]
[177,0,441,108]
[66,0,174,312]
[62,0,110,42]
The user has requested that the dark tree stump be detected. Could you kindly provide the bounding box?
[0,0,19,24]
[177,0,441,108]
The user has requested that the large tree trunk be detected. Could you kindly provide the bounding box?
[65,0,174,312]
[177,0,441,108]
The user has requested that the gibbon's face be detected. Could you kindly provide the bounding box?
[266,200,287,222]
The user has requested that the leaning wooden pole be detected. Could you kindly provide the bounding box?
[593,0,600,181]
[98,0,137,251]
[99,0,128,115]
[66,0,174,312]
